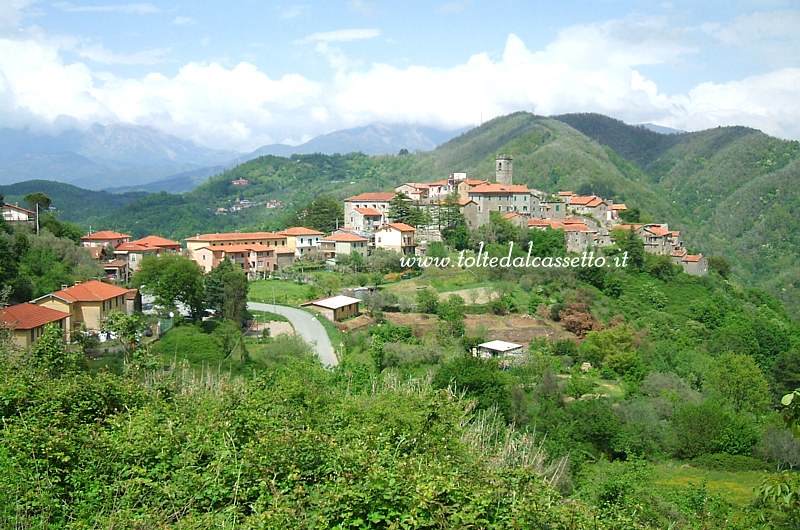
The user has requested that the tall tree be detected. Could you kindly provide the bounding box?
[23,192,52,212]
[204,259,249,324]
[387,193,412,223]
[133,254,205,320]
[292,195,343,233]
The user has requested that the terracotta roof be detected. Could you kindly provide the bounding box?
[465,179,489,186]
[278,227,324,236]
[300,295,361,310]
[610,204,628,210]
[115,242,161,253]
[503,212,520,219]
[102,260,128,268]
[427,180,449,187]
[81,230,131,241]
[0,303,69,330]
[557,191,574,196]
[380,222,416,232]
[529,219,565,230]
[671,249,688,257]
[322,233,369,243]
[275,248,296,255]
[568,195,606,207]
[125,288,139,300]
[344,192,397,202]
[563,222,594,233]
[469,183,530,194]
[185,231,285,242]
[42,280,130,303]
[683,254,704,262]
[131,235,181,248]
[398,182,430,189]
[355,207,383,216]
[614,224,644,231]
[645,225,671,237]
[218,244,274,253]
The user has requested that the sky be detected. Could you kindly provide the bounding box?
[2,0,800,152]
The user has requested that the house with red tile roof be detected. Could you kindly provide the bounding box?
[0,302,69,348]
[375,223,417,255]
[113,235,182,281]
[277,227,325,257]
[33,280,132,338]
[344,192,396,233]
[395,183,431,201]
[567,195,610,220]
[319,232,369,259]
[185,231,288,265]
[681,254,708,276]
[467,183,533,226]
[80,230,131,248]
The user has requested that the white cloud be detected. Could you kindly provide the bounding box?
[277,5,309,20]
[52,2,160,14]
[172,16,195,26]
[302,28,380,44]
[2,9,800,151]
[76,42,168,65]
[348,0,374,16]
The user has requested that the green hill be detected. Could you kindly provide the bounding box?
[14,112,800,312]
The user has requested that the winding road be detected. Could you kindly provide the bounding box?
[247,302,338,367]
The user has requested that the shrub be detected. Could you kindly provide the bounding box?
[691,453,771,472]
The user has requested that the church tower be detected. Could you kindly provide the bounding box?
[495,154,513,184]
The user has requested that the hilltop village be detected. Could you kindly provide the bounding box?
[0,154,708,349]
[77,154,708,280]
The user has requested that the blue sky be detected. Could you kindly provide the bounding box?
[2,0,800,151]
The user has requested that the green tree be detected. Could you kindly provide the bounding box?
[707,255,732,278]
[704,352,770,414]
[387,193,412,224]
[611,227,645,270]
[29,323,84,376]
[133,254,205,320]
[432,355,511,419]
[104,311,144,360]
[23,191,52,212]
[437,294,466,337]
[204,259,249,323]
[292,195,343,233]
[416,287,439,313]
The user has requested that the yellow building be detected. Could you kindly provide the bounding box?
[33,280,132,339]
[0,302,69,348]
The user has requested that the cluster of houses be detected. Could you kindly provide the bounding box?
[350,155,707,276]
[0,280,140,349]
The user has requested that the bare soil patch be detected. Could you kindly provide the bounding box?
[384,312,573,345]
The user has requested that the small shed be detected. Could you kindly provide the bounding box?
[300,295,361,322]
[476,340,523,359]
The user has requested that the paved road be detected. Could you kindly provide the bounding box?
[248,302,338,367]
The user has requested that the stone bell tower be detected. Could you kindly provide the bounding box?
[495,154,513,185]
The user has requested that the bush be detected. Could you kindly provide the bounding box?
[432,355,511,421]
[691,453,771,472]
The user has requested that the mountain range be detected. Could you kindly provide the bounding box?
[0,123,465,193]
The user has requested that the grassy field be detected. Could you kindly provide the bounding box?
[653,462,766,508]
[249,279,315,306]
